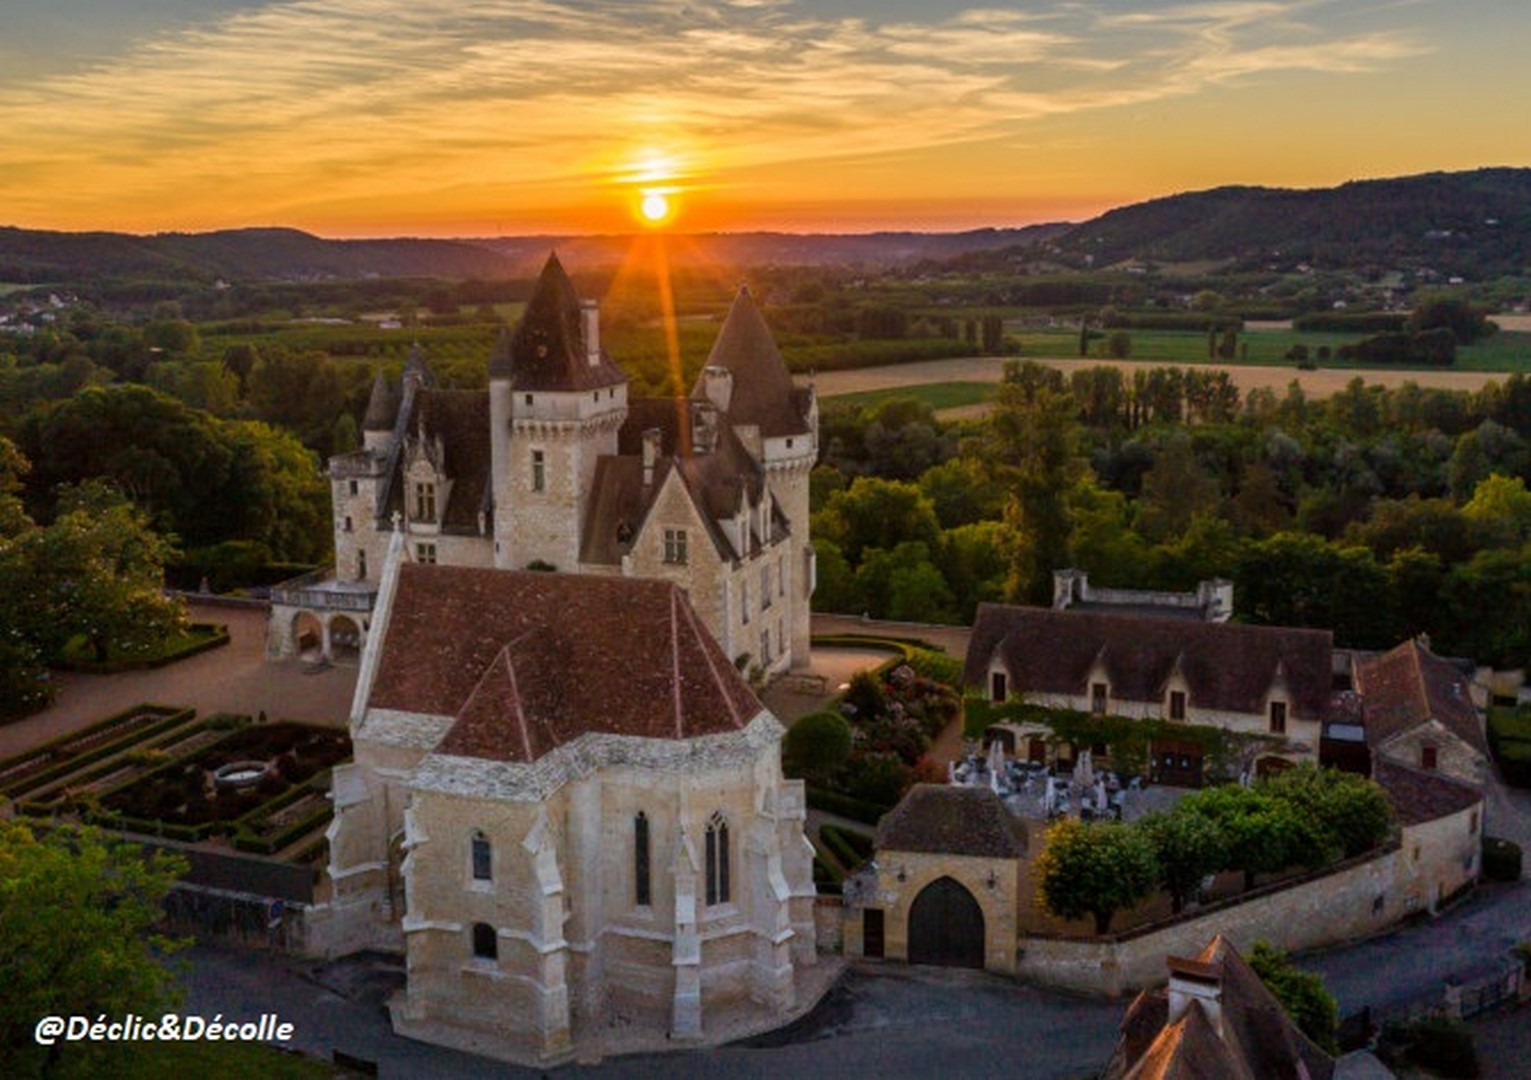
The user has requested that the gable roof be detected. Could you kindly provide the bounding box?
[496,253,626,392]
[1355,639,1487,757]
[362,371,399,432]
[693,286,810,438]
[1373,759,1483,825]
[966,605,1333,720]
[366,564,761,762]
[1105,935,1335,1080]
[875,784,1028,858]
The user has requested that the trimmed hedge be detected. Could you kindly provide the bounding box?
[0,704,195,799]
[54,624,230,674]
[820,823,873,871]
[807,786,893,827]
[812,855,844,895]
[1482,837,1523,882]
[1293,312,1408,334]
[230,771,337,855]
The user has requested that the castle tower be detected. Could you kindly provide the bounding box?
[692,286,818,667]
[490,254,628,571]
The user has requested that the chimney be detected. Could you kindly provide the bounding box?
[1166,957,1224,1037]
[701,365,734,413]
[582,300,600,366]
[690,400,719,455]
[642,427,661,488]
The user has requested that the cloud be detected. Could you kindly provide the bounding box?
[0,0,1434,231]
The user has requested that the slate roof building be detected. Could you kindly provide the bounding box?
[313,546,819,1063]
[965,603,1335,782]
[269,254,818,678]
[1101,935,1336,1080]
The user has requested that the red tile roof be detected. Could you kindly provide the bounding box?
[367,565,761,762]
[1373,759,1483,825]
[1355,639,1488,758]
[965,605,1333,720]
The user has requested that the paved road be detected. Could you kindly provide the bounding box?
[179,949,1123,1080]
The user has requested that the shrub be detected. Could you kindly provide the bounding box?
[1382,1015,1481,1079]
[783,711,853,783]
[1482,836,1523,881]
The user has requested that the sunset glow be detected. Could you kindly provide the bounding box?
[0,2,1526,236]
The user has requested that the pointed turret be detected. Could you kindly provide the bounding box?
[363,371,399,432]
[505,253,625,391]
[403,342,437,390]
[693,285,808,437]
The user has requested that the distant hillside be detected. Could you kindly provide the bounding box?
[0,224,1062,285]
[1052,168,1531,276]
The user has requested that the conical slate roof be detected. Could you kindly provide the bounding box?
[501,253,626,392]
[362,371,399,431]
[693,285,809,437]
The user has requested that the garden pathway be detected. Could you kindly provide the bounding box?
[0,604,357,759]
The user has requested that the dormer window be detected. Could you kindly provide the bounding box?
[1091,682,1108,715]
[663,528,688,565]
[414,481,436,522]
[1169,690,1186,721]
[991,671,1008,703]
[1269,700,1287,735]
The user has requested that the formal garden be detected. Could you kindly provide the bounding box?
[0,704,348,859]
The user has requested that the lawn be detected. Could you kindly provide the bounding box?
[98,1040,338,1079]
[59,623,228,670]
[1011,327,1531,374]
[825,381,995,412]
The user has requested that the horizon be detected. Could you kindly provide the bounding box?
[2,2,1528,237]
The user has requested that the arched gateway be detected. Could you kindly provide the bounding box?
[907,876,985,969]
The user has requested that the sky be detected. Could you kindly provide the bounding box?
[0,0,1527,237]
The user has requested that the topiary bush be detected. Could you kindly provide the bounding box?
[783,711,853,784]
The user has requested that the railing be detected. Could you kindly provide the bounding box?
[270,568,377,612]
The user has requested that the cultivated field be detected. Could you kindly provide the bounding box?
[808,354,1516,419]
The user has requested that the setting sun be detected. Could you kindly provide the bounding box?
[640,191,670,225]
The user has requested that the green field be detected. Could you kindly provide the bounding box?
[1011,327,1531,373]
[825,381,995,412]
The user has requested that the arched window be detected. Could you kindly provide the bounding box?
[635,812,651,907]
[471,830,492,882]
[472,922,497,960]
[705,812,730,906]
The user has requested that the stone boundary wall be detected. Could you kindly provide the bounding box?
[814,896,844,953]
[1018,844,1403,997]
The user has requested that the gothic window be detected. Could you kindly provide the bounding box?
[634,812,651,907]
[663,528,688,565]
[357,550,368,581]
[991,671,1008,703]
[1169,690,1186,721]
[761,566,772,609]
[531,450,546,492]
[778,554,786,597]
[1269,700,1288,735]
[1090,682,1108,715]
[416,542,437,565]
[705,812,730,906]
[471,830,492,881]
[471,922,497,960]
[414,481,436,522]
[741,578,751,625]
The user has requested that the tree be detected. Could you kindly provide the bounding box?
[245,347,345,454]
[813,478,941,564]
[1135,435,1221,543]
[783,711,853,785]
[1180,785,1323,890]
[1408,293,1496,345]
[1262,764,1392,860]
[0,821,187,1077]
[1248,942,1339,1054]
[1035,819,1158,935]
[1139,811,1227,914]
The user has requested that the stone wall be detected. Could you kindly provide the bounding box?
[1378,722,1490,789]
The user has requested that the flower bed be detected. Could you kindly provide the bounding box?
[0,705,194,799]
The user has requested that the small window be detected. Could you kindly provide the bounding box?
[761,566,772,609]
[348,479,358,496]
[524,393,533,406]
[663,528,688,565]
[778,554,786,597]
[991,671,1008,703]
[472,922,497,960]
[1169,690,1186,721]
[343,515,353,533]
[761,627,771,665]
[1422,744,1438,770]
[635,812,651,907]
[741,579,751,625]
[705,812,730,906]
[1269,701,1287,735]
[1091,683,1108,715]
[471,830,491,882]
[414,481,436,522]
[786,438,794,449]
[416,542,437,565]
[531,450,546,492]
[357,550,368,581]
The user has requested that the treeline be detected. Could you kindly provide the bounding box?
[810,362,1531,667]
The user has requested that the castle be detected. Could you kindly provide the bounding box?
[268,253,818,677]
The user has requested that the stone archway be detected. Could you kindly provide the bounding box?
[291,611,323,661]
[907,876,985,969]
[328,614,363,664]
